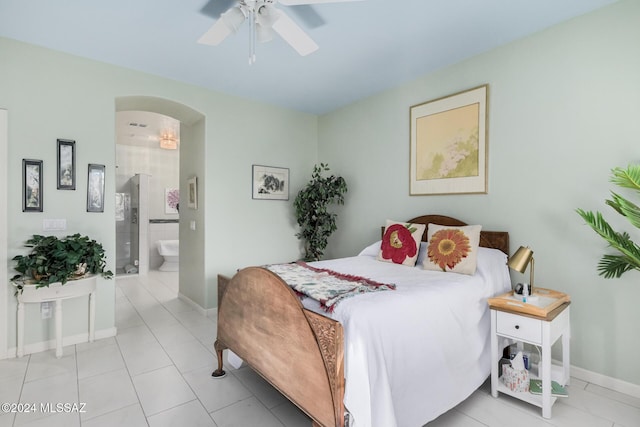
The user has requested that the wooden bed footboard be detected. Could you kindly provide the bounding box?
[214,269,345,427]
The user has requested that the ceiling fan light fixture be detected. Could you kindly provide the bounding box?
[257,4,281,28]
[221,6,246,33]
[256,23,274,43]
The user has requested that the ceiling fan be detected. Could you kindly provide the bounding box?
[198,0,363,63]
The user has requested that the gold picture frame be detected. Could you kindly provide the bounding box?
[410,85,488,195]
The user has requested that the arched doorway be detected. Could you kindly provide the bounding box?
[115,97,206,306]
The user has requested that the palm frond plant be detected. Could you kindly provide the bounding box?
[294,163,348,261]
[576,164,640,278]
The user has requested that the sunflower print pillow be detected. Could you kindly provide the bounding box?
[377,220,426,266]
[423,224,482,275]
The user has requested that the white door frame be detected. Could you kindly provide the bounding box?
[1,109,8,359]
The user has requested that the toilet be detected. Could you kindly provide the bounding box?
[157,240,179,271]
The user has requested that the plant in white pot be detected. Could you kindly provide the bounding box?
[11,233,113,292]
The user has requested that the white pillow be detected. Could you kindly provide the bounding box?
[358,240,382,258]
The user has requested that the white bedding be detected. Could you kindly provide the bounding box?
[303,242,511,427]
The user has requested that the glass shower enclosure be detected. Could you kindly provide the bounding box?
[115,173,149,275]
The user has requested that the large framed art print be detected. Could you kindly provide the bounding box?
[410,85,488,195]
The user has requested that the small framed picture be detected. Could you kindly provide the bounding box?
[165,188,179,214]
[87,164,105,212]
[23,159,43,212]
[57,139,75,190]
[187,176,198,210]
[252,165,289,200]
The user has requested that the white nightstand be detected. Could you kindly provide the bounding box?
[489,300,570,418]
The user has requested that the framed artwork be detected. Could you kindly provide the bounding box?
[165,188,179,214]
[22,159,43,212]
[87,164,105,212]
[57,139,75,190]
[187,176,198,210]
[252,165,289,200]
[410,84,488,195]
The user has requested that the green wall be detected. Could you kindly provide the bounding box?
[2,0,639,391]
[0,37,317,351]
[318,0,640,386]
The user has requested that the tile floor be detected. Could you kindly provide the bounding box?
[0,271,638,427]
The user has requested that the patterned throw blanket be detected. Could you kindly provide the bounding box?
[265,262,396,312]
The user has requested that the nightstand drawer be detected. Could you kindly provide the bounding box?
[496,311,542,343]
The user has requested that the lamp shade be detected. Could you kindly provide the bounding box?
[508,246,533,273]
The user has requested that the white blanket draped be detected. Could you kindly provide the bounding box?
[302,243,511,427]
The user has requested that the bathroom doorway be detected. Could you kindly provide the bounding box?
[115,96,206,309]
[115,111,180,276]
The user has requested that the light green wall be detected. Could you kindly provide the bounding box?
[1,38,317,349]
[318,0,640,386]
[2,0,638,389]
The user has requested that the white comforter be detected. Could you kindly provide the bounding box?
[304,243,511,427]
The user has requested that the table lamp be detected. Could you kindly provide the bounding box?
[508,246,535,296]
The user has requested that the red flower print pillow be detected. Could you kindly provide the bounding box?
[423,224,481,275]
[377,220,426,266]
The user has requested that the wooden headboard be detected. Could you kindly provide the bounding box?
[381,214,510,255]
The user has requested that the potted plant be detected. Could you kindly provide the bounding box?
[294,163,348,261]
[11,233,114,291]
[576,164,640,278]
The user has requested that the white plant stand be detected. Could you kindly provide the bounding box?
[14,275,97,358]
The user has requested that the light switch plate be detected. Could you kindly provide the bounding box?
[43,219,66,231]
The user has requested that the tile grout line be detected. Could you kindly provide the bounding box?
[116,276,219,425]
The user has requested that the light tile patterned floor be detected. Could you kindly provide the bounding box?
[0,270,638,426]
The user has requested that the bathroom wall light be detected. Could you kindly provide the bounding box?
[159,133,178,150]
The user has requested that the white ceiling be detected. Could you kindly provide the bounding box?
[0,0,618,115]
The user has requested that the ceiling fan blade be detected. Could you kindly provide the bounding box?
[288,5,325,29]
[200,0,237,19]
[197,18,233,46]
[272,10,319,56]
[279,0,363,5]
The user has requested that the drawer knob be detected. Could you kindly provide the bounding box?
[515,325,520,329]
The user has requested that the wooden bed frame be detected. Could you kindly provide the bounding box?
[212,215,509,427]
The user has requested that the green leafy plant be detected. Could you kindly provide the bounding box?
[294,163,348,261]
[576,164,640,278]
[11,233,114,289]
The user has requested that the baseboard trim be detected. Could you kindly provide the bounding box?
[571,364,640,399]
[5,327,117,358]
[177,292,217,317]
